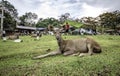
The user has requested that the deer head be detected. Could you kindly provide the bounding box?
[54,30,62,42]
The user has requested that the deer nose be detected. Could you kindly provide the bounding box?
[56,37,59,40]
[56,36,60,40]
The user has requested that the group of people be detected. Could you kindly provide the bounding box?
[47,22,70,35]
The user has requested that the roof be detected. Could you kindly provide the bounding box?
[16,26,36,30]
[16,26,46,31]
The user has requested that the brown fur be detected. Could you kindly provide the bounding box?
[31,34,37,37]
[31,33,42,37]
[8,33,20,40]
[33,31,102,59]
[8,35,19,40]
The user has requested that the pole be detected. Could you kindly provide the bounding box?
[1,4,4,35]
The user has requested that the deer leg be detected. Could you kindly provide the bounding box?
[33,50,61,59]
[71,52,80,56]
[79,44,94,57]
[63,49,75,56]
[79,52,96,57]
[79,53,89,57]
[87,43,94,55]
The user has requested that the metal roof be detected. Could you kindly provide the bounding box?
[16,26,46,31]
[16,26,36,30]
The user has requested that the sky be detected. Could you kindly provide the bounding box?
[7,0,120,19]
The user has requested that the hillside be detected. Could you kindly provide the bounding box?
[63,20,83,28]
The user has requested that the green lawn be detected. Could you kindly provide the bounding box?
[0,35,120,76]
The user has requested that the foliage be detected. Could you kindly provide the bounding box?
[99,11,120,32]
[0,0,18,30]
[3,12,16,30]
[0,35,120,76]
[36,17,61,27]
[59,13,70,23]
[80,17,98,30]
[19,12,38,27]
[0,0,18,18]
[64,20,83,28]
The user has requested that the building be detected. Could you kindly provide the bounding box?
[16,25,46,35]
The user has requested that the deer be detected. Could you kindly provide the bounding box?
[8,33,19,40]
[33,30,102,59]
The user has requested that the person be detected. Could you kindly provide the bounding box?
[36,31,40,40]
[2,30,7,41]
[65,22,70,34]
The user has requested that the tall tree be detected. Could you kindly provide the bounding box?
[99,11,120,33]
[81,17,98,32]
[113,10,120,28]
[19,12,38,26]
[59,13,70,23]
[0,0,18,31]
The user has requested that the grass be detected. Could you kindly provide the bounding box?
[0,35,120,76]
[64,20,83,28]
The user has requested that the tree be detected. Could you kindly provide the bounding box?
[19,15,27,26]
[0,0,18,31]
[19,12,38,27]
[36,17,60,27]
[113,10,120,29]
[80,17,98,32]
[99,11,120,33]
[59,13,70,23]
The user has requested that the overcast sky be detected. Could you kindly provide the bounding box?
[7,0,120,19]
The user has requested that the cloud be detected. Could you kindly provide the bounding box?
[8,0,120,19]
[79,3,109,17]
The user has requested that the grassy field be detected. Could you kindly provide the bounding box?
[0,35,120,76]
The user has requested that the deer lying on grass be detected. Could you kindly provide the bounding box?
[33,30,102,59]
[8,34,19,40]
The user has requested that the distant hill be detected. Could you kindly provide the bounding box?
[63,20,83,28]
